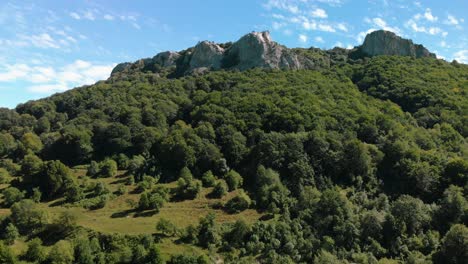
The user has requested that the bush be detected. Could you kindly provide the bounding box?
[47,240,74,264]
[136,175,156,193]
[0,241,17,264]
[138,187,169,211]
[0,159,19,176]
[176,167,202,199]
[211,180,228,198]
[201,170,216,187]
[225,191,251,213]
[65,184,84,202]
[116,184,127,195]
[10,199,48,233]
[93,182,110,196]
[225,170,243,191]
[168,254,209,264]
[23,238,46,263]
[2,187,25,207]
[31,187,42,203]
[87,161,99,177]
[0,168,11,184]
[4,223,19,245]
[99,159,117,178]
[145,244,164,264]
[156,218,178,236]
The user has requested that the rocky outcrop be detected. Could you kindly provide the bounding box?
[110,30,437,78]
[153,51,180,67]
[359,30,436,58]
[189,41,224,71]
[224,31,302,70]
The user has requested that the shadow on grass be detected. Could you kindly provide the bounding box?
[48,199,68,207]
[110,208,159,218]
[110,208,136,218]
[110,178,128,185]
[134,210,159,217]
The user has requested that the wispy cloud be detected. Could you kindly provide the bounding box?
[310,8,327,18]
[444,15,460,25]
[453,50,468,63]
[0,60,116,93]
[298,34,307,43]
[423,8,437,22]
[69,12,80,20]
[368,17,401,34]
[103,14,114,21]
[263,0,347,43]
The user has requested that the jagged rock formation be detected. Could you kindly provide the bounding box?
[189,41,224,72]
[154,51,180,67]
[358,30,436,58]
[111,30,437,77]
[223,31,302,70]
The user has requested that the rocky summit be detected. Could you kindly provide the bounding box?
[359,30,436,58]
[111,30,437,77]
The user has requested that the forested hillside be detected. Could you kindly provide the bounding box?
[0,41,467,263]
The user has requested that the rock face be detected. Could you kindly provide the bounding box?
[154,51,180,67]
[224,31,302,70]
[110,30,437,77]
[360,30,436,58]
[189,41,224,71]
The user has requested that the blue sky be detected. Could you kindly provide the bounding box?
[0,0,467,108]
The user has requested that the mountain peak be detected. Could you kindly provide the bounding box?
[359,30,436,58]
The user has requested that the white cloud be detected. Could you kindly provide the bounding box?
[302,20,317,30]
[440,41,447,48]
[453,50,468,63]
[70,12,80,20]
[272,21,286,30]
[337,23,348,32]
[314,36,324,43]
[298,34,308,43]
[423,8,437,22]
[318,23,335,32]
[310,8,327,18]
[21,33,60,49]
[30,67,55,83]
[103,14,114,21]
[357,28,376,43]
[0,60,115,93]
[428,27,442,35]
[406,19,426,32]
[444,15,459,25]
[315,0,343,6]
[405,19,448,36]
[370,18,400,34]
[132,23,141,30]
[0,64,30,81]
[373,18,387,28]
[83,10,96,21]
[334,41,343,48]
[264,0,299,13]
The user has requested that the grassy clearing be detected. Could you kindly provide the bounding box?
[1,169,263,235]
[0,168,263,258]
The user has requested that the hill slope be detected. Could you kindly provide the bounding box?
[0,31,467,263]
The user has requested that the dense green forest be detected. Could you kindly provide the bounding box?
[0,55,467,263]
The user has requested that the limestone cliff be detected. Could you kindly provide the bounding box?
[359,30,436,58]
[110,30,437,77]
